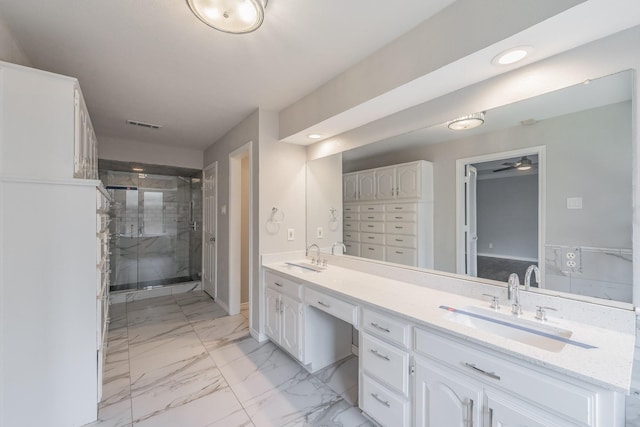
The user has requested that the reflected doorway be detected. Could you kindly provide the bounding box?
[458,147,545,284]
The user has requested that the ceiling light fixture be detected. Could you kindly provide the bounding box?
[307,134,323,140]
[492,46,532,66]
[132,167,144,172]
[448,112,485,131]
[187,0,268,34]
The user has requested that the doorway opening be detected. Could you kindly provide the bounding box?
[457,147,545,284]
[229,142,253,317]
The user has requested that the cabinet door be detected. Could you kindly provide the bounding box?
[358,171,376,201]
[376,166,396,200]
[343,173,359,202]
[280,293,302,360]
[486,390,568,427]
[414,358,482,427]
[265,288,280,342]
[396,163,421,199]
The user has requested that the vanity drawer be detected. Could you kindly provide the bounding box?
[387,222,416,235]
[363,307,411,348]
[361,374,410,427]
[343,212,359,221]
[305,287,357,326]
[360,222,384,233]
[344,242,360,256]
[360,204,385,213]
[343,221,359,231]
[361,212,384,222]
[361,232,385,245]
[343,231,360,242]
[385,247,416,266]
[360,243,385,260]
[265,271,302,299]
[386,234,417,248]
[344,204,360,213]
[386,203,416,213]
[414,328,596,426]
[362,333,409,396]
[384,212,416,222]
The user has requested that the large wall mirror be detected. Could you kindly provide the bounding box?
[306,69,633,306]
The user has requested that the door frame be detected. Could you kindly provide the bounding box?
[203,162,218,299]
[229,141,253,317]
[455,146,546,281]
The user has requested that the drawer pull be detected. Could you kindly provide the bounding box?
[395,239,403,242]
[367,216,374,219]
[395,216,403,219]
[395,226,403,229]
[274,282,283,287]
[317,301,331,308]
[367,207,374,210]
[367,225,374,228]
[370,348,390,361]
[463,362,500,381]
[395,251,403,254]
[368,236,374,239]
[370,393,391,407]
[367,247,375,251]
[394,207,402,210]
[370,322,391,333]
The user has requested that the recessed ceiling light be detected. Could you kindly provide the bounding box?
[308,134,323,140]
[492,46,532,66]
[132,167,144,172]
[448,112,485,131]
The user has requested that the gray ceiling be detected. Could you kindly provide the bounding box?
[0,0,454,150]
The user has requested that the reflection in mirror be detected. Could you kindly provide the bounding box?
[306,153,343,251]
[307,70,633,304]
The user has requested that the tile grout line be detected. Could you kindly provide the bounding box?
[179,293,257,427]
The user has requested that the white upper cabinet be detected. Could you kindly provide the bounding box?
[358,170,376,201]
[396,163,422,199]
[375,166,396,199]
[343,172,359,202]
[0,61,98,180]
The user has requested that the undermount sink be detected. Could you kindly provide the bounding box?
[284,261,325,273]
[441,305,595,353]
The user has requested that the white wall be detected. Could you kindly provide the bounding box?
[0,16,31,67]
[476,174,538,260]
[99,136,203,170]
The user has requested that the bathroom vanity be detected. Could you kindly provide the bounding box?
[262,255,633,426]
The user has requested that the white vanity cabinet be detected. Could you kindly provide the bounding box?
[413,328,623,427]
[360,307,412,427]
[265,272,303,360]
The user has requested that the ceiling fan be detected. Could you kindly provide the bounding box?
[493,156,538,172]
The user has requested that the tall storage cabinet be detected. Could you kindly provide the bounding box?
[0,61,109,427]
[343,160,434,268]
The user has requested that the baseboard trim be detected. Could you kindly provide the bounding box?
[251,327,268,343]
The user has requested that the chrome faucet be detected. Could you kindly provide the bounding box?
[524,265,540,290]
[306,243,321,264]
[331,241,347,255]
[507,273,522,316]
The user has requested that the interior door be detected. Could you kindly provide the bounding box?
[465,165,478,277]
[203,164,217,298]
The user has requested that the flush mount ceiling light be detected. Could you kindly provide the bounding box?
[307,134,323,140]
[447,112,485,131]
[187,0,268,34]
[491,46,532,66]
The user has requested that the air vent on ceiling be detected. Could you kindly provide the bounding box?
[126,119,162,129]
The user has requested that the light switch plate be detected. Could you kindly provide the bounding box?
[317,227,323,238]
[287,228,295,241]
[566,197,583,209]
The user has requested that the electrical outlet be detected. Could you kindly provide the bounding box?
[316,227,324,239]
[561,248,582,273]
[287,228,295,241]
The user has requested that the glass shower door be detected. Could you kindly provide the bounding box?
[108,182,141,291]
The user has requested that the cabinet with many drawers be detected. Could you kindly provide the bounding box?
[0,61,109,427]
[343,161,433,268]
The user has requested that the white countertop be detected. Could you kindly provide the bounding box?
[264,260,635,393]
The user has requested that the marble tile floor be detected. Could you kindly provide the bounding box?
[85,291,372,427]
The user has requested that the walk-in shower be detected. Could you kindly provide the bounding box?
[99,161,202,292]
